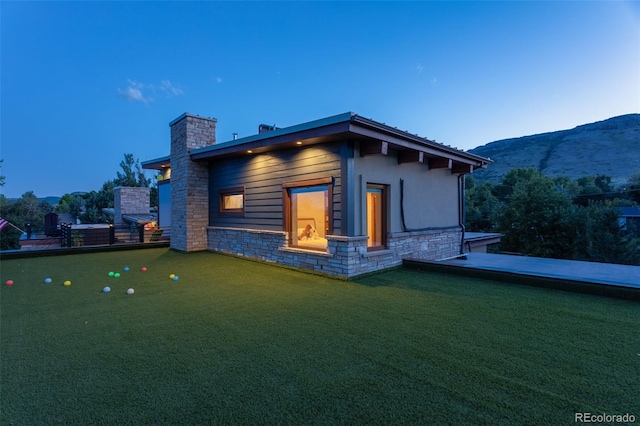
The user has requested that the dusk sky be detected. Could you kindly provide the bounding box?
[1,1,639,199]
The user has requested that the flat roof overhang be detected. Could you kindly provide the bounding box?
[190,113,355,161]
[142,155,171,170]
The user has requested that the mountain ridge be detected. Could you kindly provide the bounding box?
[469,114,640,185]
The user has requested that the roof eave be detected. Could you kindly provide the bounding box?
[190,113,355,161]
[142,155,171,170]
[147,112,492,169]
[350,115,492,167]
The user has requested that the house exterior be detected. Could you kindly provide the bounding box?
[617,206,640,236]
[143,112,491,278]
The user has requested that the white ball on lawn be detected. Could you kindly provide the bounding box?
[103,286,111,293]
[127,288,135,295]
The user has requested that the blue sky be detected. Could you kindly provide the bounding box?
[1,1,639,198]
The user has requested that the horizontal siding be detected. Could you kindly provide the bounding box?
[209,143,343,233]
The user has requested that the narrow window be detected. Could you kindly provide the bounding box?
[219,187,245,216]
[367,184,387,250]
[283,178,332,251]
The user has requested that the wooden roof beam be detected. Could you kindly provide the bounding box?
[398,150,424,164]
[360,140,388,157]
[452,162,474,174]
[428,158,452,170]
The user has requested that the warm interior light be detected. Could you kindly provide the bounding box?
[296,141,303,145]
[247,150,253,153]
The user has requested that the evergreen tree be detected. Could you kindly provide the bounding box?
[81,154,150,224]
[626,171,640,204]
[0,192,53,250]
[465,176,498,232]
[496,169,576,258]
[574,202,640,265]
[115,153,150,188]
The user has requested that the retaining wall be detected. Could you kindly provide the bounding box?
[207,226,461,278]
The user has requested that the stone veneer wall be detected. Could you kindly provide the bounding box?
[113,187,150,226]
[170,113,217,251]
[207,226,461,278]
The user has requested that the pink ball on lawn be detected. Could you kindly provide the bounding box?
[5,280,14,286]
[141,267,147,272]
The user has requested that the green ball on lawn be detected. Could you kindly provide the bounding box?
[108,272,115,277]
[114,273,121,278]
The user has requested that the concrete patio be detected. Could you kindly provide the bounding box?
[405,252,640,300]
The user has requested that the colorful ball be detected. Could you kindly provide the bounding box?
[141,267,147,272]
[108,272,115,277]
[123,267,130,272]
[5,280,14,286]
[172,276,179,281]
[64,280,72,286]
[169,274,175,279]
[127,288,135,295]
[103,286,111,293]
[44,278,52,284]
[114,273,121,278]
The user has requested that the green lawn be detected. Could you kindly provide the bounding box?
[1,248,638,425]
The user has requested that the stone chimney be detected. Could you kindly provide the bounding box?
[169,113,217,251]
[114,187,150,226]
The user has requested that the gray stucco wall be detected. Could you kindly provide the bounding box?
[352,142,461,235]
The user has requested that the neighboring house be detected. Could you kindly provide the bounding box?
[617,206,640,236]
[142,112,491,278]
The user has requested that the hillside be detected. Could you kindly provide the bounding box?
[41,196,61,205]
[470,114,640,185]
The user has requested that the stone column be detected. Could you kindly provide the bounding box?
[169,113,217,251]
[114,187,150,226]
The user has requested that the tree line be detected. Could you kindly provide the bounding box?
[0,154,156,250]
[465,168,640,265]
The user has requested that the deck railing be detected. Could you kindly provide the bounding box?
[58,223,170,247]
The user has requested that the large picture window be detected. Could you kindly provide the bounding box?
[219,187,245,216]
[367,184,387,251]
[284,178,332,251]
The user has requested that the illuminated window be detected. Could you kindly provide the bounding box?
[367,184,387,250]
[219,187,244,216]
[283,178,332,251]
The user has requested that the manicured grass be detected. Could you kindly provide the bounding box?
[1,248,638,425]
